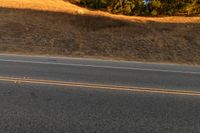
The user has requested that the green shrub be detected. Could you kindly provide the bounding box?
[71,0,112,8]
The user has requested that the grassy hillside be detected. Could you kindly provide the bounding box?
[0,0,200,64]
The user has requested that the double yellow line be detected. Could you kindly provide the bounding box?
[0,76,200,96]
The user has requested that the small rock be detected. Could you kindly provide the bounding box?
[76,9,85,15]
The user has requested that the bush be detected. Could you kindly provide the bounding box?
[71,0,112,8]
[110,0,136,15]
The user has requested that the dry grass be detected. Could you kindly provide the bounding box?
[0,0,200,64]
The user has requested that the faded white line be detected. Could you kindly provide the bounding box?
[0,59,200,75]
[0,53,192,66]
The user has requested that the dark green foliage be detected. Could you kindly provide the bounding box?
[71,0,112,8]
[109,0,144,15]
[70,0,200,16]
[147,0,200,15]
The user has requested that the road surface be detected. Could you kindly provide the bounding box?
[0,54,200,133]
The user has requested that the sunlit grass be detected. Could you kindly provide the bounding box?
[0,0,199,23]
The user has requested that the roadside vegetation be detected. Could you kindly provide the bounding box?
[0,0,200,64]
[70,0,200,16]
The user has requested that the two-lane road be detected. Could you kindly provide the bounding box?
[0,54,200,133]
[0,55,200,90]
[0,54,200,91]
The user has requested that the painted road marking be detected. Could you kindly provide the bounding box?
[0,59,200,75]
[0,76,200,96]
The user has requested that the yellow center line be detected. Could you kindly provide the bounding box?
[0,76,199,96]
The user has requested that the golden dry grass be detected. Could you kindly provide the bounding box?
[1,0,199,23]
[0,0,200,64]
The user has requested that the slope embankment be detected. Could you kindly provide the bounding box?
[0,0,200,64]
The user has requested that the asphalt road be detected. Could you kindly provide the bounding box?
[0,54,200,133]
[0,54,200,90]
